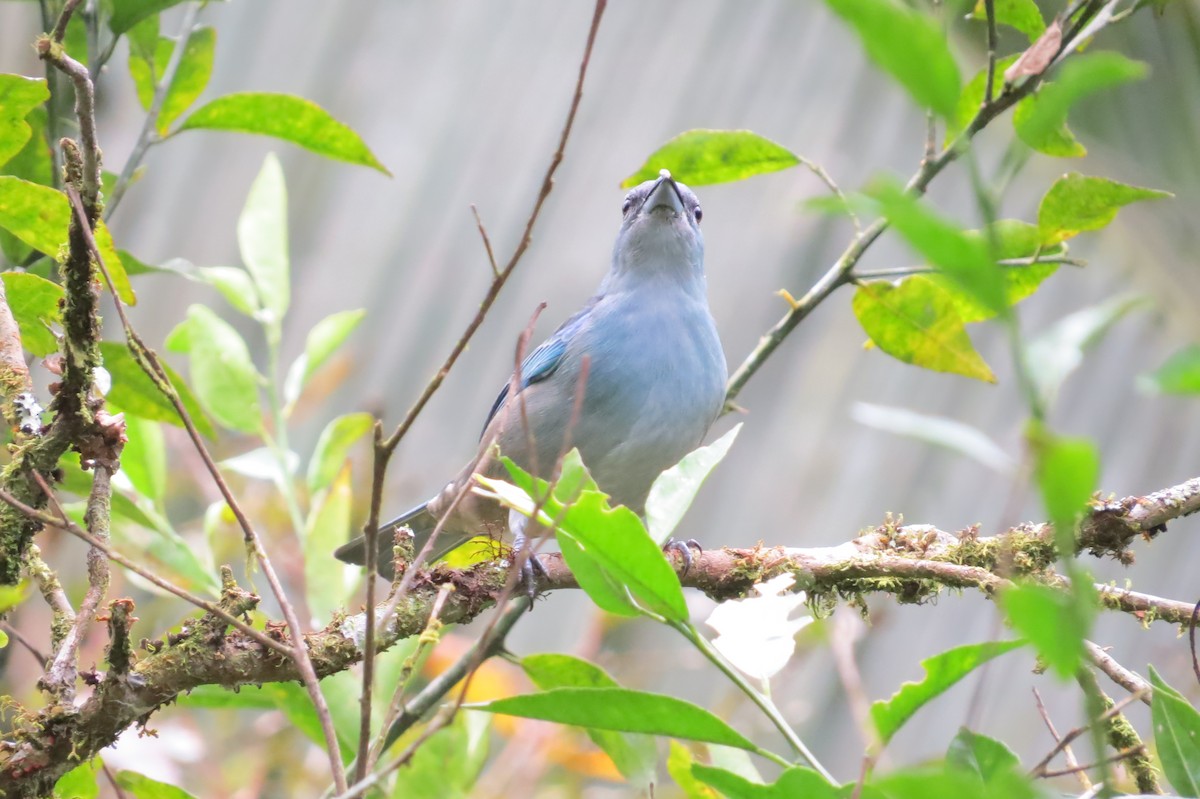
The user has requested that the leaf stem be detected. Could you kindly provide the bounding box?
[104,2,201,220]
[674,621,837,784]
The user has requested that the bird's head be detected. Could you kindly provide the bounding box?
[611,169,704,280]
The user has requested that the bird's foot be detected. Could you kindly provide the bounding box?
[517,552,549,604]
[664,538,703,577]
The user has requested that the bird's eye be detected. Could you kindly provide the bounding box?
[694,206,703,223]
[621,198,633,215]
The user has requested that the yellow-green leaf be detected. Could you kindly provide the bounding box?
[824,0,961,118]
[0,177,136,304]
[0,75,50,169]
[622,130,799,188]
[176,92,390,174]
[1,272,61,356]
[1037,173,1170,246]
[853,277,996,382]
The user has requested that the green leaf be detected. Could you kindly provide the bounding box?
[0,177,136,304]
[0,582,28,614]
[853,277,996,383]
[1037,173,1171,246]
[871,640,1023,744]
[1012,97,1086,158]
[1149,665,1200,797]
[193,266,260,316]
[489,450,688,621]
[645,424,741,543]
[109,0,187,35]
[0,175,70,256]
[388,712,490,799]
[947,56,1019,144]
[284,309,366,408]
[170,305,262,434]
[1014,53,1146,158]
[868,766,1040,799]
[554,493,687,621]
[0,75,50,169]
[668,741,719,799]
[522,654,656,784]
[1025,294,1148,408]
[115,771,199,799]
[1140,344,1200,396]
[691,765,838,799]
[2,272,62,356]
[621,130,799,188]
[304,466,353,624]
[999,582,1094,679]
[53,758,101,799]
[823,0,961,118]
[947,728,1021,781]
[238,154,290,319]
[159,27,216,134]
[100,341,216,438]
[128,36,168,110]
[176,93,390,174]
[120,415,167,503]
[115,249,162,276]
[869,181,1008,319]
[0,107,53,265]
[937,220,1064,324]
[470,687,758,751]
[307,411,373,493]
[970,0,1046,41]
[1032,431,1099,544]
[851,403,1013,473]
[482,460,686,614]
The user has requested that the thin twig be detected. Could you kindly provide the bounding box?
[0,621,48,664]
[723,0,1131,408]
[36,37,100,213]
[984,0,999,104]
[365,583,457,770]
[341,596,532,799]
[0,487,293,658]
[1033,688,1091,790]
[105,2,202,220]
[1191,599,1200,688]
[63,188,349,792]
[471,205,500,277]
[359,0,607,670]
[24,544,74,647]
[379,0,606,460]
[1038,746,1146,779]
[48,0,83,45]
[100,762,130,799]
[852,255,1086,281]
[798,157,860,234]
[1029,688,1148,776]
[1085,641,1151,703]
[41,465,114,702]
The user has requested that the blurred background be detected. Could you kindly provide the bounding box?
[2,0,1199,796]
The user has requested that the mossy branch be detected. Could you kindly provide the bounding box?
[0,473,1195,794]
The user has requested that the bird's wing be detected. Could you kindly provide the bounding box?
[480,297,598,439]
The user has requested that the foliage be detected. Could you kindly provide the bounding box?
[0,0,1196,796]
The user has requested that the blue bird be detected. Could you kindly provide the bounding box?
[335,170,727,585]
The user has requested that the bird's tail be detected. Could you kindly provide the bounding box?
[334,502,438,579]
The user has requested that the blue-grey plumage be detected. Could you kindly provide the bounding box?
[335,171,727,578]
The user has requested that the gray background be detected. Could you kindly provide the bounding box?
[2,1,1199,795]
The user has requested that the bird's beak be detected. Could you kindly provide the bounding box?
[643,168,685,215]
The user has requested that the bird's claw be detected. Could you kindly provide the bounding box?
[517,552,548,605]
[664,538,703,577]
